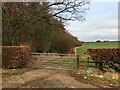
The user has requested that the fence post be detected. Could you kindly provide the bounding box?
[76,55,80,68]
[87,57,89,67]
[36,53,38,60]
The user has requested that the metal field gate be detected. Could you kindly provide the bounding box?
[29,53,77,70]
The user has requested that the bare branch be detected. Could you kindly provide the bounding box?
[48,0,90,21]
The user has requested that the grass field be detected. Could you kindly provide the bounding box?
[76,41,120,56]
[76,41,120,67]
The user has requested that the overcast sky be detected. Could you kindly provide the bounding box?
[65,0,118,42]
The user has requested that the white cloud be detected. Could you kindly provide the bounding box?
[64,2,118,42]
[65,15,118,42]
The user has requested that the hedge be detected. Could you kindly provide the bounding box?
[2,46,30,69]
[87,48,120,66]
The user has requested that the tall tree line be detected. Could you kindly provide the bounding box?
[2,1,89,53]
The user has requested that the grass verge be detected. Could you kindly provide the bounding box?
[71,66,120,87]
[2,68,28,75]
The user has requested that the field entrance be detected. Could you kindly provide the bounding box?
[29,53,77,70]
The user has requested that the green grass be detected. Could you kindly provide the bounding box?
[45,59,96,69]
[2,68,28,75]
[89,75,120,85]
[77,41,120,55]
[46,59,76,69]
[76,41,120,61]
[76,41,120,67]
[45,42,120,70]
[72,67,120,86]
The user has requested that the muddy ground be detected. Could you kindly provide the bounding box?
[2,60,119,89]
[3,68,115,89]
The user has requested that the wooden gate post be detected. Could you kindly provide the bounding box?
[87,57,89,67]
[76,55,80,68]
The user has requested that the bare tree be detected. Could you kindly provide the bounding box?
[49,0,89,21]
[2,1,89,52]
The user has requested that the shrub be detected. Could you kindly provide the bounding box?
[87,48,120,66]
[2,46,30,69]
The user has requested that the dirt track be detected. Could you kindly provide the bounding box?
[2,59,114,88]
[2,68,113,88]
